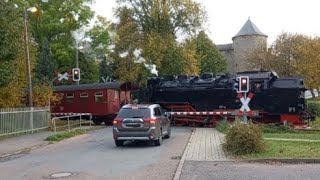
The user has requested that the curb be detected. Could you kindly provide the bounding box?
[240,158,320,164]
[173,128,195,180]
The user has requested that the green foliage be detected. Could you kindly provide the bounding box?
[194,31,227,74]
[224,123,265,155]
[35,39,57,82]
[260,124,295,133]
[46,129,86,142]
[0,0,23,61]
[28,0,95,80]
[216,120,230,133]
[307,100,320,117]
[78,52,99,84]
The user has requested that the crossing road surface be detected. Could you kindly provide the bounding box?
[0,127,192,180]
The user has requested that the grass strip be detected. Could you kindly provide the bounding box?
[240,140,320,159]
[263,133,320,140]
[46,129,86,142]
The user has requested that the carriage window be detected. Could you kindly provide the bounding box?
[66,93,74,104]
[114,91,119,99]
[80,93,88,103]
[95,92,103,103]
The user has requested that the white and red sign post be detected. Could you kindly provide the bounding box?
[236,76,253,124]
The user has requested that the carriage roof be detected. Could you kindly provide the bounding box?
[54,82,138,92]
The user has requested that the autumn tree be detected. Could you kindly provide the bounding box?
[111,7,149,84]
[247,32,305,76]
[115,0,207,76]
[293,37,320,94]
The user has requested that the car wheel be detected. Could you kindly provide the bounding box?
[154,131,162,146]
[115,140,124,147]
[164,127,171,139]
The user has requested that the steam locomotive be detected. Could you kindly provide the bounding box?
[142,71,313,125]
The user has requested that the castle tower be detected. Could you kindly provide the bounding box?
[232,18,268,72]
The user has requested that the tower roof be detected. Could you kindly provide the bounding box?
[232,18,267,39]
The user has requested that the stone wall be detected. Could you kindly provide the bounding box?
[232,35,267,72]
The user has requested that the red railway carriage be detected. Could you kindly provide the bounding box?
[53,82,138,125]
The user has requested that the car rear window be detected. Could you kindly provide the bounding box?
[117,108,150,118]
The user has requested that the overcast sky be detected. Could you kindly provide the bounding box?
[91,0,320,45]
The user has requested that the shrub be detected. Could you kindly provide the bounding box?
[224,123,265,155]
[307,100,320,117]
[216,120,230,133]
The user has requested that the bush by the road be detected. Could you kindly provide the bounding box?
[216,120,230,133]
[224,123,265,155]
[307,100,320,117]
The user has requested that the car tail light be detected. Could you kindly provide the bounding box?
[144,117,156,124]
[113,118,123,125]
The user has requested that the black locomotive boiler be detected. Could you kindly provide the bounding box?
[142,71,312,125]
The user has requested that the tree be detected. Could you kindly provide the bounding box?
[0,0,24,87]
[247,32,305,76]
[111,7,149,84]
[86,16,114,81]
[293,36,320,95]
[194,31,227,74]
[28,0,95,80]
[117,0,206,36]
[115,0,207,76]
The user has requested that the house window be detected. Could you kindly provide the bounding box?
[66,93,74,104]
[95,92,103,103]
[80,93,88,103]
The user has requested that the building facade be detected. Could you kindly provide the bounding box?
[217,19,268,74]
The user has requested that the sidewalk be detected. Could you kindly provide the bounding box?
[0,125,103,158]
[0,131,55,158]
[174,128,230,180]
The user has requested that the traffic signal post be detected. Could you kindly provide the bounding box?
[235,76,250,124]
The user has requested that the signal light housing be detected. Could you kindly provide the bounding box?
[72,68,80,82]
[239,76,249,92]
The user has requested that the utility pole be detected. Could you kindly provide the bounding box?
[23,7,33,107]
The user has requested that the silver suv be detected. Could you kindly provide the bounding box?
[113,104,171,146]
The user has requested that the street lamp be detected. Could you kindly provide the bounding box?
[23,6,37,107]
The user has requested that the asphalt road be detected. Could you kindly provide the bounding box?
[0,127,192,180]
[180,161,320,180]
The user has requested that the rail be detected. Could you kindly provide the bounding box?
[51,113,92,133]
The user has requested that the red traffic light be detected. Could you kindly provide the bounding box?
[239,76,249,92]
[72,68,81,81]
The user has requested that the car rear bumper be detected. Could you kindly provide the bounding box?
[113,127,158,140]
